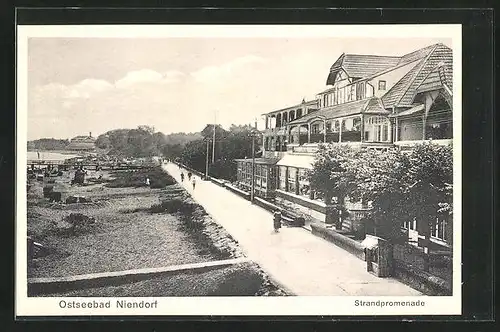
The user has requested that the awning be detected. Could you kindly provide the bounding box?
[393,104,424,117]
[276,154,315,170]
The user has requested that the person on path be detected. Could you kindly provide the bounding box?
[273,210,282,233]
[180,172,185,182]
[145,177,150,187]
[188,172,192,181]
[192,176,196,190]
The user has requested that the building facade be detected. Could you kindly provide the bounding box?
[234,158,279,198]
[235,43,453,247]
[66,132,97,151]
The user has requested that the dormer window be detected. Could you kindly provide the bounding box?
[378,80,386,91]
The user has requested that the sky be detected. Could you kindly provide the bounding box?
[27,36,452,140]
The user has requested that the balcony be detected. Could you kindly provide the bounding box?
[394,138,452,149]
[288,143,320,154]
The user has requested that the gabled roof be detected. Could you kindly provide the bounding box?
[382,43,453,108]
[288,97,388,125]
[397,43,438,66]
[262,100,319,116]
[416,57,453,95]
[326,54,401,85]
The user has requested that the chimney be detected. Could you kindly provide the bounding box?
[89,132,92,138]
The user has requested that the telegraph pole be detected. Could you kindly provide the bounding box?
[205,139,210,180]
[212,111,217,163]
[251,133,256,203]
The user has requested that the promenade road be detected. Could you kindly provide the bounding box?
[164,163,421,296]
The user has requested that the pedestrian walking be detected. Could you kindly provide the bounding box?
[187,172,192,181]
[192,176,196,190]
[145,177,150,187]
[273,210,282,233]
[180,173,185,182]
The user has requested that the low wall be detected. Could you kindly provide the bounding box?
[310,224,366,260]
[276,190,326,213]
[210,177,226,187]
[393,260,452,296]
[275,191,327,222]
[29,258,249,296]
[224,183,250,200]
[310,224,452,296]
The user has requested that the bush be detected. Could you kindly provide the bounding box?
[106,166,175,188]
[59,213,96,235]
[149,199,196,215]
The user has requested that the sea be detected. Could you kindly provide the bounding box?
[27,151,81,162]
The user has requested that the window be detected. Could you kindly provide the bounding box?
[311,123,320,134]
[279,166,287,190]
[378,80,386,91]
[326,121,332,133]
[352,117,361,131]
[356,82,365,100]
[364,116,390,142]
[288,167,297,193]
[403,218,417,230]
[298,168,310,197]
[323,94,328,107]
[333,120,340,132]
[350,84,356,101]
[431,216,449,242]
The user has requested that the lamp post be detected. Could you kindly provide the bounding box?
[212,110,217,163]
[205,138,210,181]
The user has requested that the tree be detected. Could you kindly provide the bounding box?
[310,144,355,228]
[405,142,453,270]
[345,147,412,241]
[28,138,70,150]
[177,124,259,181]
[180,139,207,171]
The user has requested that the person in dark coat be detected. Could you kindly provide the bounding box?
[187,172,192,181]
[273,210,282,233]
[180,172,185,182]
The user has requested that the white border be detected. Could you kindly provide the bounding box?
[16,24,462,317]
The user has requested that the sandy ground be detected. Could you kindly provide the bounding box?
[27,171,213,278]
[27,167,288,296]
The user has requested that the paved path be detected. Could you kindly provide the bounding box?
[164,163,421,296]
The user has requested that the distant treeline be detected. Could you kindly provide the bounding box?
[29,124,260,182]
[95,125,203,159]
[27,138,70,151]
[178,124,262,182]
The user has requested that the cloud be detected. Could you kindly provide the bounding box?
[191,55,267,83]
[62,78,114,99]
[115,69,185,88]
[115,69,163,88]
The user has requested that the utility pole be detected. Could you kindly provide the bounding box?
[205,139,210,180]
[212,111,216,163]
[251,132,256,203]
